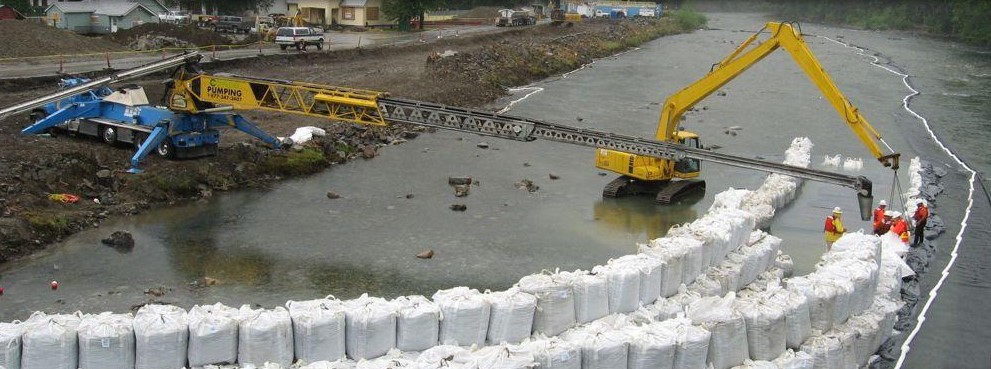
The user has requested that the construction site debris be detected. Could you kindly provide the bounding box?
[514,179,539,192]
[454,185,471,197]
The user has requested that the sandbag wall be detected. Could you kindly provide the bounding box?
[0,138,910,369]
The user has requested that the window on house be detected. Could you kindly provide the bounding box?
[366,7,379,21]
[90,14,99,24]
[342,7,354,20]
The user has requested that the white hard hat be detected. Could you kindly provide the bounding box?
[891,211,902,218]
[884,210,894,217]
[917,199,925,205]
[833,207,842,214]
[879,200,887,206]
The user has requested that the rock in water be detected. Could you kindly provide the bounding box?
[549,173,560,180]
[416,250,435,259]
[454,185,470,197]
[101,231,134,253]
[326,191,341,199]
[450,204,467,211]
[477,142,490,149]
[448,176,473,185]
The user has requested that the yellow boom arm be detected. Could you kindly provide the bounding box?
[656,22,899,169]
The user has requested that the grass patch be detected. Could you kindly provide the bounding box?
[260,148,329,176]
[669,8,708,30]
[154,174,198,196]
[27,212,70,234]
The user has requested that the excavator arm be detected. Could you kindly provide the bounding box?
[656,22,899,169]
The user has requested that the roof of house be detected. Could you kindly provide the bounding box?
[0,4,26,18]
[340,0,368,7]
[46,0,163,17]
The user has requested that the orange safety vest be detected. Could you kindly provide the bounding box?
[892,219,910,243]
[914,206,929,223]
[873,207,887,224]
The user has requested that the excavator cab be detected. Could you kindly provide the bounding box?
[673,131,702,177]
[598,130,706,204]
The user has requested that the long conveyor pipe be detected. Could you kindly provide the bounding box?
[379,97,871,196]
[0,52,203,120]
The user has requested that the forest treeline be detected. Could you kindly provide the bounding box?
[768,0,991,45]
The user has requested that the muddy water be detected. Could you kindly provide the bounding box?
[1,16,989,366]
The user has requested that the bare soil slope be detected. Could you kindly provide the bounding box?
[0,20,126,58]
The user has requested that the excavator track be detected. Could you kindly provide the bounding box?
[602,176,632,198]
[655,179,706,204]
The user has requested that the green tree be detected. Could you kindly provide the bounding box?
[383,0,443,31]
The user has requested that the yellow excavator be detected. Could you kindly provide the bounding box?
[595,22,901,204]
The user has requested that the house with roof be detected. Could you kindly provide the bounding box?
[46,0,167,34]
[287,0,393,27]
[0,3,26,20]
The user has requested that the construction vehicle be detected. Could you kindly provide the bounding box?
[1,38,883,219]
[549,0,581,27]
[0,53,288,173]
[595,21,900,213]
[496,9,536,27]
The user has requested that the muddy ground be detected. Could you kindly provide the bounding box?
[0,18,694,263]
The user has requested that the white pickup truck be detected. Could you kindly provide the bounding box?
[274,27,325,51]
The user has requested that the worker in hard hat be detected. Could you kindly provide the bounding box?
[890,211,910,245]
[872,200,888,235]
[876,210,893,235]
[824,207,846,250]
[912,200,929,246]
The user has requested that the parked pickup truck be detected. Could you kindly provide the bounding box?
[158,10,190,24]
[214,16,253,34]
[274,27,324,50]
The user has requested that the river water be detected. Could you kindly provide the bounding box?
[1,13,989,367]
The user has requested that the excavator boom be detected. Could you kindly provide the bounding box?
[656,22,898,169]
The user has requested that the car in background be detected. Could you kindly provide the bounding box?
[158,10,190,24]
[214,16,254,34]
[274,27,324,51]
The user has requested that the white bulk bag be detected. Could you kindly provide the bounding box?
[77,312,135,369]
[134,305,187,369]
[355,349,417,369]
[486,288,537,345]
[20,312,81,369]
[819,277,854,326]
[641,243,685,298]
[733,297,786,361]
[392,295,439,352]
[521,337,580,369]
[678,238,707,285]
[660,318,710,369]
[727,250,762,288]
[560,322,629,369]
[731,360,778,369]
[287,296,347,363]
[843,315,880,367]
[238,305,294,367]
[786,277,837,332]
[688,274,724,297]
[517,273,576,336]
[650,297,686,321]
[611,254,663,305]
[417,345,471,368]
[708,262,743,294]
[771,349,814,369]
[626,324,677,369]
[188,303,239,366]
[872,297,903,342]
[301,360,358,369]
[775,253,795,278]
[766,286,812,350]
[592,263,641,314]
[799,335,843,369]
[470,344,536,369]
[558,270,609,324]
[687,294,749,369]
[344,294,397,360]
[0,321,22,369]
[710,188,751,211]
[433,287,491,346]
